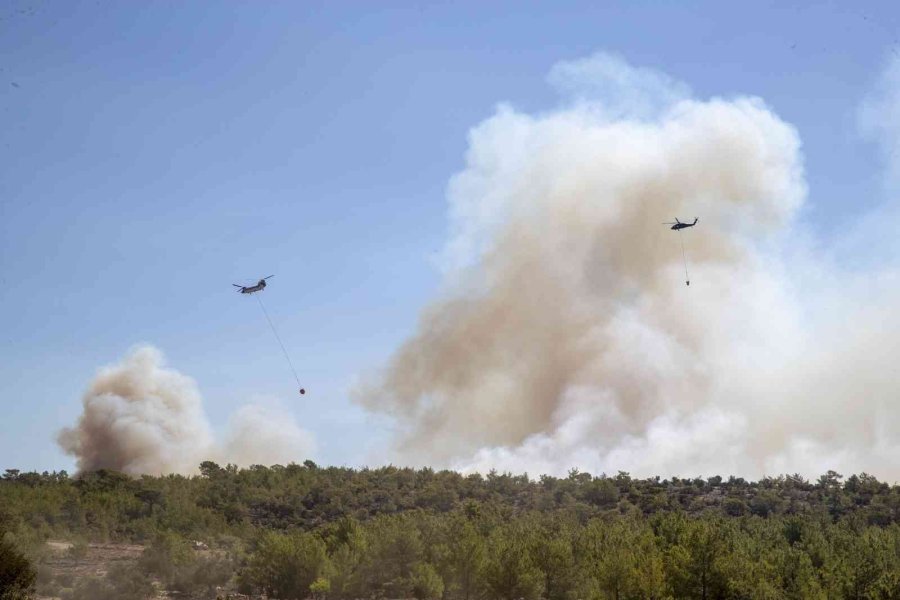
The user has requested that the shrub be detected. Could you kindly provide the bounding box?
[139,531,193,582]
[247,531,328,600]
[0,535,35,600]
[66,539,89,560]
[67,565,155,600]
[411,563,444,600]
[171,554,234,595]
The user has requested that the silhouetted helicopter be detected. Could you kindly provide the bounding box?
[233,275,273,294]
[663,217,698,230]
[663,218,698,286]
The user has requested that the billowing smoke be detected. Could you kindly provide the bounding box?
[222,403,316,467]
[58,345,315,475]
[357,52,900,480]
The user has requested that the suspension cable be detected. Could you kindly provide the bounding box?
[679,230,690,286]
[255,294,304,392]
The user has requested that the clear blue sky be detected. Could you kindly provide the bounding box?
[1,0,898,472]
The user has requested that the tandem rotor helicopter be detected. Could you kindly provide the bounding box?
[232,274,306,395]
[233,275,273,294]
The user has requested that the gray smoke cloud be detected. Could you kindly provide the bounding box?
[58,345,315,475]
[356,52,900,480]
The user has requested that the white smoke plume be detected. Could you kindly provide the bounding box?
[223,403,316,467]
[357,52,900,481]
[58,345,315,475]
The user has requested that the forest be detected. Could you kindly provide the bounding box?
[1,463,899,599]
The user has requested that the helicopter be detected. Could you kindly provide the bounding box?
[231,274,306,394]
[663,217,698,230]
[663,218,698,286]
[233,275,273,294]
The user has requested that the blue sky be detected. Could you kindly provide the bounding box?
[2,0,899,473]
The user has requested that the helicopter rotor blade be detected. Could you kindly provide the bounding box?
[262,275,274,280]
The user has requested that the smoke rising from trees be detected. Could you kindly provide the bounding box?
[58,345,315,475]
[356,53,900,480]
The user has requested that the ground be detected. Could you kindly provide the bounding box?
[35,540,251,600]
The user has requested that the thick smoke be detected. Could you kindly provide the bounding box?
[222,403,316,467]
[357,53,900,480]
[58,345,315,475]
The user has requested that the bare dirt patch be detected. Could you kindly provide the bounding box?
[43,540,144,579]
[38,540,248,599]
[37,541,149,599]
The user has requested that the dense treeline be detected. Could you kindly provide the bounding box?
[2,464,900,598]
[245,509,900,599]
[5,464,900,540]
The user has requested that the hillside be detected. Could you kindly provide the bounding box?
[2,464,899,598]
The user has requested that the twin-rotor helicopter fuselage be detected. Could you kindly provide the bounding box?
[233,275,273,294]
